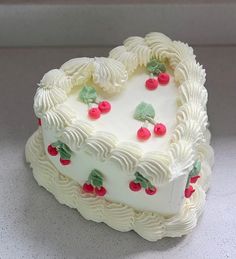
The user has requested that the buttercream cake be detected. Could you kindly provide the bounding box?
[25,32,214,241]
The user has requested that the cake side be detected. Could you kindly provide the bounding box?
[26,32,214,240]
[25,128,211,241]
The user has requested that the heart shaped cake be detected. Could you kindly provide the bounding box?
[25,32,214,241]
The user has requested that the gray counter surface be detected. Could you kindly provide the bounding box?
[0,46,236,259]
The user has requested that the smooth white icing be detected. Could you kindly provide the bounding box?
[25,128,210,241]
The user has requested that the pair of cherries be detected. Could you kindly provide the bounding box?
[137,123,166,141]
[129,181,157,195]
[145,72,170,90]
[82,182,107,196]
[47,144,71,165]
[88,101,111,120]
[184,175,201,198]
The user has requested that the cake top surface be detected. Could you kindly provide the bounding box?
[33,32,208,181]
[62,66,178,153]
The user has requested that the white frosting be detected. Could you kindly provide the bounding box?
[145,32,172,62]
[92,57,128,93]
[179,80,208,107]
[109,46,138,74]
[168,41,195,69]
[171,120,204,148]
[174,58,206,85]
[25,128,211,241]
[124,36,152,66]
[85,131,118,160]
[177,102,208,131]
[136,152,171,185]
[170,140,194,176]
[27,32,214,239]
[60,57,128,94]
[110,143,142,172]
[42,104,76,130]
[60,57,93,86]
[59,121,94,150]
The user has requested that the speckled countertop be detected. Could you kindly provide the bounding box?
[0,46,236,259]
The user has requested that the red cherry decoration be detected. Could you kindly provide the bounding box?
[37,118,42,126]
[83,183,94,193]
[88,107,101,119]
[60,158,71,166]
[185,185,195,198]
[158,73,170,85]
[190,175,200,184]
[47,145,58,156]
[154,123,166,136]
[145,78,158,90]
[129,181,142,192]
[98,101,111,114]
[145,186,157,195]
[137,127,151,141]
[95,186,107,196]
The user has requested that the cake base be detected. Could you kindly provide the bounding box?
[25,129,211,241]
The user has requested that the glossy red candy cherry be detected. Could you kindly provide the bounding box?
[145,186,157,195]
[158,73,170,85]
[129,181,142,192]
[47,145,58,156]
[145,78,158,90]
[185,185,195,198]
[190,175,200,184]
[154,123,166,136]
[83,183,94,193]
[98,101,111,113]
[95,186,107,196]
[60,158,71,166]
[88,107,101,119]
[137,127,151,141]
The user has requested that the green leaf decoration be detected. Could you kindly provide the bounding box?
[134,172,150,189]
[59,144,72,160]
[89,169,104,187]
[186,160,201,188]
[134,102,155,122]
[189,160,201,177]
[79,85,97,104]
[51,140,62,148]
[92,178,103,187]
[147,59,166,75]
[50,141,72,160]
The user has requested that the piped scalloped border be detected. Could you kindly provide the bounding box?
[32,32,212,186]
[25,128,210,241]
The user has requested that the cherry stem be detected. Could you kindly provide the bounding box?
[143,120,149,128]
[146,116,156,125]
[92,98,100,105]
